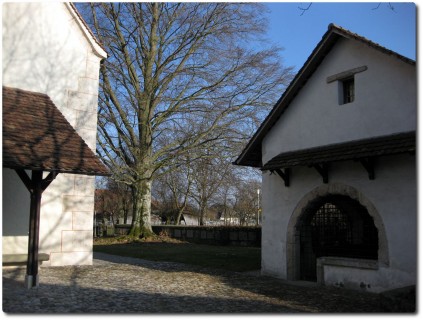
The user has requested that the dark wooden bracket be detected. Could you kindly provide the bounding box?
[15,170,58,194]
[313,164,329,184]
[360,158,375,180]
[275,168,290,187]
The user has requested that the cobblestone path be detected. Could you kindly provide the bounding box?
[3,252,384,313]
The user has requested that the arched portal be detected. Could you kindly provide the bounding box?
[298,195,378,281]
[286,183,389,281]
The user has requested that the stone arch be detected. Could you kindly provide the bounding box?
[286,183,389,281]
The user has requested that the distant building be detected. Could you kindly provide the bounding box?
[235,24,416,293]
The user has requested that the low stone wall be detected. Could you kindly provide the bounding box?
[153,226,261,247]
[152,226,261,247]
[114,225,130,236]
[114,225,261,247]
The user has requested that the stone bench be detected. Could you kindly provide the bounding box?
[2,253,50,266]
[316,256,378,285]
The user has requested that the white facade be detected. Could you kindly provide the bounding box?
[262,38,416,163]
[262,155,416,292]
[2,2,106,266]
[243,27,416,293]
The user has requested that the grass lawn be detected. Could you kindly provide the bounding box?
[94,238,261,272]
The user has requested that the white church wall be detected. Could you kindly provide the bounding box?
[2,2,105,266]
[261,153,416,292]
[262,38,416,165]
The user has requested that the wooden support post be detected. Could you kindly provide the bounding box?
[313,164,329,184]
[15,169,58,288]
[26,170,43,288]
[275,168,290,187]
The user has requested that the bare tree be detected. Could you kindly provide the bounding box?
[189,146,234,225]
[153,155,193,225]
[232,178,261,226]
[107,178,132,224]
[79,3,292,237]
[95,178,132,225]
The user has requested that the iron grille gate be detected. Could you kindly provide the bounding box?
[299,201,378,281]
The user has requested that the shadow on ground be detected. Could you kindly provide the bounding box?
[92,252,386,313]
[3,267,303,313]
[3,253,405,313]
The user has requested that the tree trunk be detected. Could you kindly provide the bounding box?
[123,210,127,224]
[129,186,140,236]
[199,203,206,226]
[175,204,186,225]
[138,179,153,235]
[129,179,154,238]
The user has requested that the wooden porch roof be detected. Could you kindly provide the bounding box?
[2,86,110,176]
[262,131,415,171]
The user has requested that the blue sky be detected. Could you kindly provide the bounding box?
[264,2,416,71]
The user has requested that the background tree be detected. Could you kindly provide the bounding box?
[153,155,193,225]
[80,3,292,237]
[232,178,261,226]
[188,144,234,225]
[95,177,133,225]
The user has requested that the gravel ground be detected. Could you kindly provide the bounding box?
[2,252,386,313]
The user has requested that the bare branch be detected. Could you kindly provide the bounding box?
[372,3,396,11]
[298,3,312,16]
[78,2,293,233]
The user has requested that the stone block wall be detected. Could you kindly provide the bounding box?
[114,225,261,247]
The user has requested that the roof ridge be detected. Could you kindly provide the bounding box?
[328,23,415,65]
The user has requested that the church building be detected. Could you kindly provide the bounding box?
[235,24,416,293]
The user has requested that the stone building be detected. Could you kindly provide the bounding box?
[235,24,416,292]
[2,2,107,268]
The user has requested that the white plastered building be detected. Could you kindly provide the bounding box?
[235,24,416,293]
[2,2,107,267]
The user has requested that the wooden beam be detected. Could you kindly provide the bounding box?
[15,169,34,192]
[26,170,43,288]
[314,164,329,184]
[360,158,375,180]
[327,66,368,83]
[14,170,59,288]
[41,171,58,191]
[15,170,58,192]
[275,168,290,187]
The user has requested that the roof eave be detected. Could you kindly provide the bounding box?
[234,24,416,168]
[234,26,340,167]
[3,164,111,177]
[66,2,107,59]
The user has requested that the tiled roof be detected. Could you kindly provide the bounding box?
[262,132,415,171]
[2,86,110,176]
[234,24,415,168]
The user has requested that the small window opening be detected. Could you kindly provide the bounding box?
[340,77,354,104]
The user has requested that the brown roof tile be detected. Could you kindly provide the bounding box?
[2,86,110,176]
